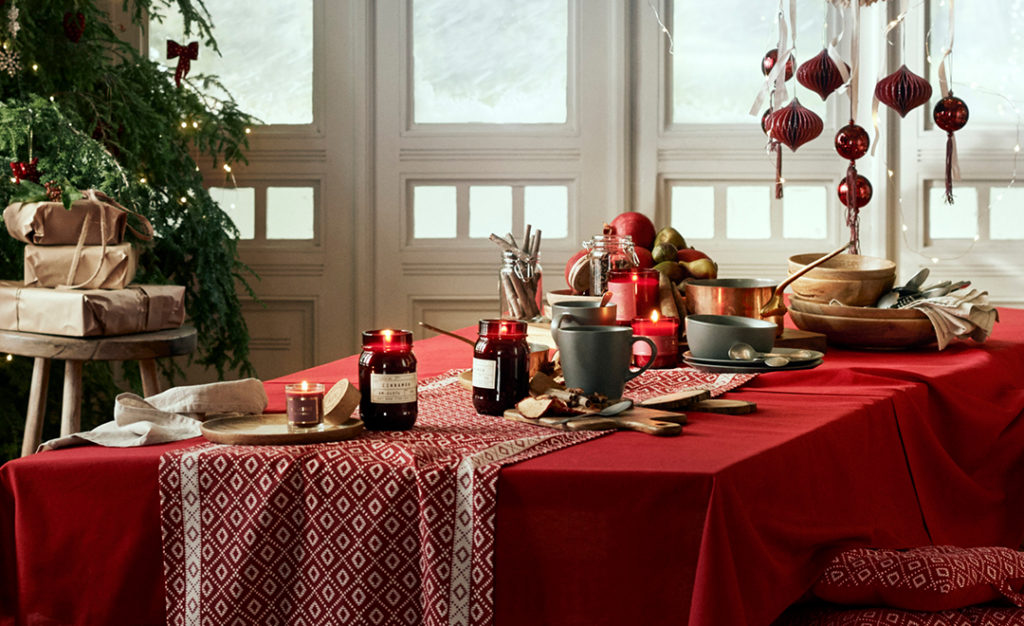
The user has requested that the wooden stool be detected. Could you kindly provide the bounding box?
[0,326,198,457]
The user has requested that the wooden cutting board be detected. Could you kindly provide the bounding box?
[639,390,757,414]
[505,406,687,436]
[201,413,365,445]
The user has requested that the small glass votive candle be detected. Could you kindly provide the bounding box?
[285,381,325,429]
[608,268,660,324]
[358,329,418,430]
[631,312,679,369]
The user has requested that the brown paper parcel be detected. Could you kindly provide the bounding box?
[3,196,127,245]
[0,282,185,337]
[24,243,138,289]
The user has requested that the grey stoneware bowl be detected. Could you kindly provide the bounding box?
[685,314,776,360]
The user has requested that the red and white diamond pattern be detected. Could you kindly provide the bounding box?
[777,605,1024,626]
[160,368,751,626]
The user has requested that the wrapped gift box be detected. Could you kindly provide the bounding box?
[4,195,128,245]
[0,282,186,337]
[24,243,138,289]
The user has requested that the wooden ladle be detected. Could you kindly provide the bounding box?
[759,241,852,318]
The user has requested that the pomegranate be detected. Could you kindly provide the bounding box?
[635,247,654,269]
[564,249,589,294]
[604,211,656,250]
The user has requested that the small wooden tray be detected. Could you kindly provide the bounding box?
[505,406,687,436]
[201,413,365,446]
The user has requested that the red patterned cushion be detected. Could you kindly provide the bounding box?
[812,546,1024,612]
[775,604,1024,626]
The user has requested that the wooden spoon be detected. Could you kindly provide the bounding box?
[759,241,852,318]
[418,321,475,346]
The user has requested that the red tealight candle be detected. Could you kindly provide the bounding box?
[631,311,679,369]
[358,329,418,430]
[285,380,325,428]
[608,269,660,325]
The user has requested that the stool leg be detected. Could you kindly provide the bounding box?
[61,360,83,437]
[21,358,51,457]
[139,359,161,398]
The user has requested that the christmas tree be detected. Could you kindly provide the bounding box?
[0,0,255,459]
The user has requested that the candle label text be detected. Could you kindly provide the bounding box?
[471,358,497,390]
[370,373,418,404]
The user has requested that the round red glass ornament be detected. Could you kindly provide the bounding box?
[874,64,933,118]
[761,108,772,135]
[835,123,870,161]
[797,49,849,101]
[762,48,795,80]
[837,175,873,209]
[933,95,969,132]
[769,98,823,151]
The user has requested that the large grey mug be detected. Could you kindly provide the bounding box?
[557,325,656,399]
[550,301,617,343]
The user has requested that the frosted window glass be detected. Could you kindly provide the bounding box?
[209,186,255,239]
[989,187,1024,239]
[413,186,457,238]
[524,186,569,239]
[469,186,513,238]
[783,186,827,238]
[267,187,315,239]
[929,186,978,239]
[672,0,826,124]
[930,2,1024,126]
[149,1,313,124]
[726,186,771,239]
[670,186,715,239]
[413,0,567,123]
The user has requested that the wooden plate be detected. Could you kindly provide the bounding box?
[201,413,365,445]
[788,308,935,349]
[789,295,927,320]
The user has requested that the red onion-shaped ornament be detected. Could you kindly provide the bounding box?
[769,99,823,151]
[834,122,870,161]
[933,95,969,203]
[760,109,772,135]
[874,64,933,118]
[797,49,849,101]
[837,174,873,208]
[762,48,795,80]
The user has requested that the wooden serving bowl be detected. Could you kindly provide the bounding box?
[788,296,927,320]
[787,301,935,349]
[787,253,896,307]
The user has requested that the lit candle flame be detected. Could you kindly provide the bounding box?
[300,380,309,392]
[382,329,394,343]
[650,310,660,323]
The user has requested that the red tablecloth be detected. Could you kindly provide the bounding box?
[3,312,1024,626]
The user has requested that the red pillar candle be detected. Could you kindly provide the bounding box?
[285,381,325,428]
[472,319,529,416]
[631,311,679,369]
[358,329,418,430]
[608,269,660,324]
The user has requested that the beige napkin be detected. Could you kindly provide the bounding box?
[902,288,999,350]
[39,378,268,451]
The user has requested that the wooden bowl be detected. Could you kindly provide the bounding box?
[788,296,926,320]
[788,308,935,349]
[787,253,896,307]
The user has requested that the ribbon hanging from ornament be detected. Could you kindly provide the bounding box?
[166,40,199,87]
[933,0,968,204]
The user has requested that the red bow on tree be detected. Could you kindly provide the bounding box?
[166,40,199,87]
[9,157,41,184]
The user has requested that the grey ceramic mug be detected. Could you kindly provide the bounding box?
[556,325,656,399]
[550,301,617,343]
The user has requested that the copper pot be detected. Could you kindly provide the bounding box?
[683,278,784,336]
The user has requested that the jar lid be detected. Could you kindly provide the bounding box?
[362,329,413,349]
[478,319,527,338]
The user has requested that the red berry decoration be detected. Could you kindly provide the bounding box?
[762,48,794,80]
[63,11,86,43]
[768,99,823,151]
[797,49,849,101]
[9,157,41,184]
[834,122,870,161]
[875,64,933,118]
[933,94,970,204]
[837,174,873,208]
[44,180,62,202]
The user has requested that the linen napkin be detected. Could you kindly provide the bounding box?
[902,288,999,350]
[39,378,268,451]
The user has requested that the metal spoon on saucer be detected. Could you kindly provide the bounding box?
[728,343,791,367]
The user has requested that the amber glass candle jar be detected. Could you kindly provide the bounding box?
[358,329,418,430]
[472,319,529,416]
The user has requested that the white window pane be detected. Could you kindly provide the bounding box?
[524,186,569,239]
[149,1,313,124]
[726,186,771,239]
[469,186,512,238]
[673,0,826,124]
[783,186,827,239]
[989,187,1024,240]
[209,186,255,239]
[267,187,315,239]
[670,186,715,239]
[929,186,978,240]
[413,186,457,238]
[413,0,567,123]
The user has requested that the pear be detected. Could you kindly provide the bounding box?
[651,242,679,265]
[653,261,685,283]
[680,257,718,280]
[654,227,687,250]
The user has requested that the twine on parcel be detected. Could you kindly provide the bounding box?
[39,378,267,451]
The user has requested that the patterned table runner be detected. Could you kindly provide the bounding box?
[159,368,753,626]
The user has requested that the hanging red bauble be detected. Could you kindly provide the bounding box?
[760,109,772,135]
[797,49,849,101]
[834,122,870,161]
[9,157,41,184]
[874,64,933,118]
[768,98,823,151]
[933,95,969,203]
[837,174,873,208]
[167,40,199,87]
[63,11,86,43]
[762,48,795,80]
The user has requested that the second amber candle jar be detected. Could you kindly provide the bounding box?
[472,319,529,416]
[358,329,418,430]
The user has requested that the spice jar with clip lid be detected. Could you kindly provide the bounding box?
[584,234,639,296]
